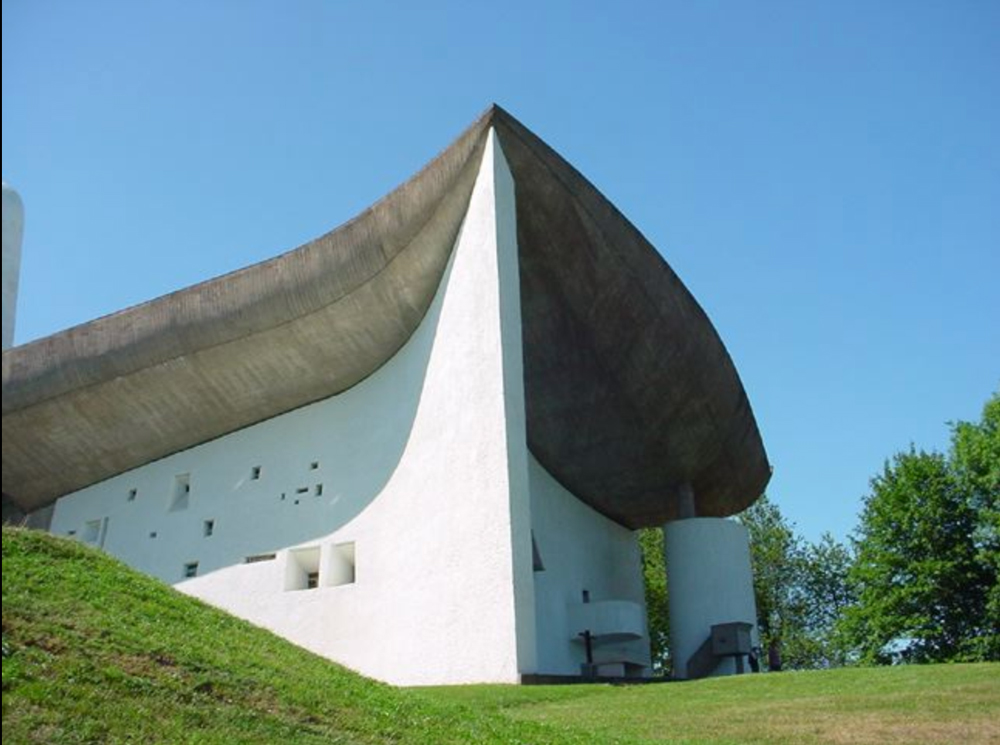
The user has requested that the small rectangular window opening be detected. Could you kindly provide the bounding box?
[307,571,320,589]
[310,461,319,470]
[170,473,191,511]
[83,519,102,544]
[314,483,324,497]
[127,488,138,502]
[150,531,158,539]
[296,486,309,494]
[203,519,215,537]
[245,552,277,564]
[183,561,199,579]
[251,466,262,480]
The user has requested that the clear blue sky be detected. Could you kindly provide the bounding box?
[3,1,997,542]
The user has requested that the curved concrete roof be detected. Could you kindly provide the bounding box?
[1,105,769,527]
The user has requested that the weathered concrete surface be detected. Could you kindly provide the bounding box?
[1,106,769,526]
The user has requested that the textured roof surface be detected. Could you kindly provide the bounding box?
[1,106,769,526]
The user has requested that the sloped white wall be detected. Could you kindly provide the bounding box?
[50,130,533,685]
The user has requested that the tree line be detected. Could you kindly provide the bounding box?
[641,388,998,672]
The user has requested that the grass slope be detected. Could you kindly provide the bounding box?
[1,527,594,745]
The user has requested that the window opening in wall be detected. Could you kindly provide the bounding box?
[307,571,319,589]
[203,519,215,537]
[150,531,158,539]
[251,466,262,480]
[67,530,76,536]
[83,517,109,548]
[284,547,321,591]
[127,488,138,502]
[83,519,101,543]
[532,532,545,572]
[170,473,191,511]
[314,483,324,497]
[310,461,319,470]
[183,561,199,579]
[245,552,277,564]
[325,542,356,587]
[280,492,286,501]
[295,486,309,495]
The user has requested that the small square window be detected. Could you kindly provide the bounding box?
[251,466,262,480]
[310,461,319,470]
[127,488,138,502]
[150,531,158,539]
[183,561,199,579]
[203,519,215,537]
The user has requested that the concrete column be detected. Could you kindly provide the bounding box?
[663,515,758,679]
[2,180,25,350]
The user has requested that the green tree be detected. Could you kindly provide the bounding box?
[793,533,855,667]
[841,447,991,663]
[738,494,804,668]
[638,527,670,674]
[949,390,1000,659]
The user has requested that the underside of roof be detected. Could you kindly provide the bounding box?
[1,105,770,528]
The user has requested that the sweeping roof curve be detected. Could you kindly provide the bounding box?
[1,105,770,526]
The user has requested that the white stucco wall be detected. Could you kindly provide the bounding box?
[2,181,24,350]
[664,517,758,679]
[50,130,535,686]
[529,455,651,676]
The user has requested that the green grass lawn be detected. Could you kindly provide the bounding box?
[4,526,997,744]
[414,663,999,744]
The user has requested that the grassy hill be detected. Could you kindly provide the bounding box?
[4,526,998,744]
[1,527,589,745]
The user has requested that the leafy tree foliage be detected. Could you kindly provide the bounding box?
[841,444,993,663]
[949,390,1000,659]
[638,528,671,674]
[738,494,800,664]
[739,495,854,669]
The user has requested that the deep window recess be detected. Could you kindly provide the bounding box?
[83,517,109,548]
[170,473,191,511]
[284,547,321,591]
[314,483,324,497]
[183,561,199,579]
[324,542,356,587]
[307,571,320,589]
[127,488,138,502]
[203,519,215,537]
[251,466,262,480]
[310,461,319,470]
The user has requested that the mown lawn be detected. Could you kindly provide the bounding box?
[414,663,1000,744]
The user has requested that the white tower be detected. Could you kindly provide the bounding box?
[2,180,25,350]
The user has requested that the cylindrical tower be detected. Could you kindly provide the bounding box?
[2,180,25,350]
[664,517,758,679]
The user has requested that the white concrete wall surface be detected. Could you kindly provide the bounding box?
[50,130,535,686]
[664,517,758,679]
[2,180,24,350]
[529,455,651,675]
